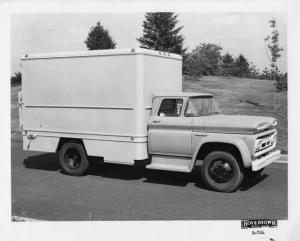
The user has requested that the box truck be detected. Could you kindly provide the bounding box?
[19,48,280,192]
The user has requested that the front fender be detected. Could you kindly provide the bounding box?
[191,135,252,168]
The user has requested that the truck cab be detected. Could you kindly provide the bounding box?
[146,93,280,192]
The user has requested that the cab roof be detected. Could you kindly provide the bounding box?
[154,92,213,98]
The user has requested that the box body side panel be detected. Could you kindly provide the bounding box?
[22,108,137,137]
[21,55,140,136]
[21,52,182,163]
[22,55,136,107]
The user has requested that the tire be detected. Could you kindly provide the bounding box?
[58,142,89,176]
[201,151,244,192]
[245,168,265,178]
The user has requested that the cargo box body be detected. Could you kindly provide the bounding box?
[19,48,182,164]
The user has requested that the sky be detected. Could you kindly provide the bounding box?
[10,12,287,75]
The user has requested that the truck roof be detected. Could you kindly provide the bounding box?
[21,48,182,61]
[155,92,213,98]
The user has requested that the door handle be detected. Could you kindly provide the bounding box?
[195,133,207,137]
[153,119,161,124]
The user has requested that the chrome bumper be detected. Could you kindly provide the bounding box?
[252,150,281,171]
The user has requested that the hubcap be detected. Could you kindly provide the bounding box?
[209,159,234,183]
[65,148,81,170]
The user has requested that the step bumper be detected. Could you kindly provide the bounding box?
[252,150,281,171]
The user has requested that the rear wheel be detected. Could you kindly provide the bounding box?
[201,151,244,192]
[58,142,89,176]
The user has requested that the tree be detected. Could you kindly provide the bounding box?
[260,67,272,80]
[137,12,186,55]
[264,18,284,110]
[183,43,223,76]
[220,53,235,77]
[265,19,283,79]
[85,22,116,50]
[277,72,287,90]
[11,72,21,86]
[233,54,250,77]
[264,18,284,89]
[249,62,260,79]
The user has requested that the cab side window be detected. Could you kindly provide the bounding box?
[158,99,183,117]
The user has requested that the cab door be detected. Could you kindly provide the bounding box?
[148,98,192,157]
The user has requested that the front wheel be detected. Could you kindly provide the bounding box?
[58,142,89,176]
[201,151,244,192]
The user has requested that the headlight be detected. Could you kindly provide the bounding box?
[272,119,277,127]
[256,122,269,131]
[255,139,263,151]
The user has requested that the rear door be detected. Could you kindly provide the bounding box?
[148,97,192,157]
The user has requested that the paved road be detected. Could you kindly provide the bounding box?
[11,142,287,221]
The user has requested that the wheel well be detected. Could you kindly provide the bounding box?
[56,138,85,152]
[196,142,244,167]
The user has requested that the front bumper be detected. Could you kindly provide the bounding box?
[252,150,281,171]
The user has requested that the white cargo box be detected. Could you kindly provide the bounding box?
[20,48,182,164]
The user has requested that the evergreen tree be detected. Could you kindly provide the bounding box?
[234,54,250,77]
[137,12,186,55]
[249,62,260,79]
[221,53,234,77]
[85,22,116,50]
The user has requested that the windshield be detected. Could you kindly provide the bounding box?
[185,96,222,117]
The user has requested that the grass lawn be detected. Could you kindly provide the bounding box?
[183,76,287,153]
[11,76,287,153]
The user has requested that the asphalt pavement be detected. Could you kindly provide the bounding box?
[11,141,288,221]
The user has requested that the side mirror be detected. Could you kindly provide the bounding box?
[185,109,195,117]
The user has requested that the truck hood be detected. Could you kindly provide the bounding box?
[200,114,276,134]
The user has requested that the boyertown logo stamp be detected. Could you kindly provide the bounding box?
[241,219,278,229]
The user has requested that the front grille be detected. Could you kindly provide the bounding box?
[255,132,277,153]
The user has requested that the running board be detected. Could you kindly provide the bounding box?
[146,155,192,173]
